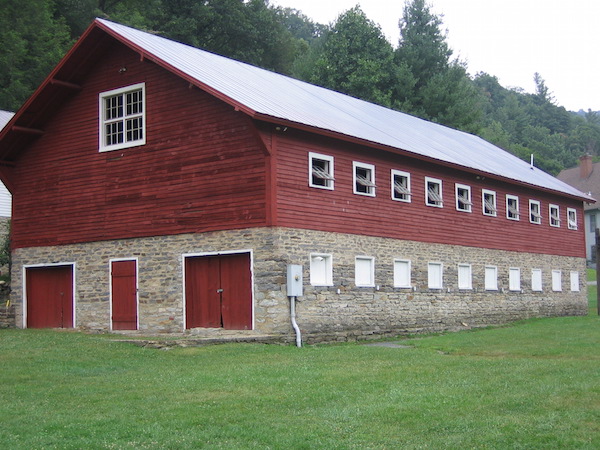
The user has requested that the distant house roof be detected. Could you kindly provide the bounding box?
[0,18,591,202]
[557,156,600,211]
[0,110,14,217]
[0,110,13,130]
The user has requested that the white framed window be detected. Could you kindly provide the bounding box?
[355,256,375,287]
[570,271,580,292]
[99,83,146,152]
[391,170,411,202]
[310,253,333,286]
[309,152,334,190]
[485,266,498,291]
[353,162,376,196]
[506,195,519,220]
[509,267,521,291]
[428,262,443,289]
[393,259,411,288]
[567,208,578,230]
[482,189,497,217]
[551,270,562,291]
[529,200,542,224]
[457,264,472,290]
[425,177,443,207]
[455,184,472,213]
[531,269,543,292]
[549,204,560,227]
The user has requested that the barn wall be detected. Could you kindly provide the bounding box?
[272,128,586,258]
[11,227,587,340]
[11,43,268,249]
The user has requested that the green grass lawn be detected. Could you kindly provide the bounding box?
[1,301,598,449]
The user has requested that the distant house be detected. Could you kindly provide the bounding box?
[557,155,600,261]
[0,19,591,341]
[0,111,13,219]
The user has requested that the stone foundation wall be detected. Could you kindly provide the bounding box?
[11,227,587,342]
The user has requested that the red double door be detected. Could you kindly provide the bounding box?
[185,253,252,330]
[26,265,73,328]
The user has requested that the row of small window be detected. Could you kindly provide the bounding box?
[309,253,580,292]
[309,152,578,229]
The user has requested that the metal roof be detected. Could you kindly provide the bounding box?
[0,110,14,130]
[32,20,600,200]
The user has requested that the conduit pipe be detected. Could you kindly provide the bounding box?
[289,296,302,348]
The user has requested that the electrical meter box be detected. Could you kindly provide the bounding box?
[287,264,303,297]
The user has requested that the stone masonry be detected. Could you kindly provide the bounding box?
[11,227,587,343]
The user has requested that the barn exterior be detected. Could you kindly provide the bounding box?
[0,19,591,342]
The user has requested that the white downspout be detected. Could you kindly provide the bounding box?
[289,296,302,348]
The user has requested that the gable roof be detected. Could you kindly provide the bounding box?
[0,110,13,130]
[557,162,600,210]
[0,18,591,202]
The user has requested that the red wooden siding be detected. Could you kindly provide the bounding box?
[26,265,73,328]
[272,129,586,257]
[185,253,252,330]
[111,260,137,330]
[11,43,267,249]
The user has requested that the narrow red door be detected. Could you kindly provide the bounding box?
[26,265,73,328]
[111,260,138,330]
[185,253,252,330]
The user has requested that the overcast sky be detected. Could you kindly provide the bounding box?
[271,0,599,112]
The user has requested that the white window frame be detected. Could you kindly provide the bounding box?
[427,262,443,289]
[99,82,146,152]
[482,189,497,217]
[425,177,443,208]
[529,200,542,224]
[567,208,578,230]
[509,267,521,291]
[353,162,376,196]
[457,264,472,290]
[506,195,520,220]
[549,204,561,227]
[531,269,543,292]
[309,253,333,286]
[455,184,472,213]
[570,271,580,292]
[485,266,498,291]
[308,152,334,190]
[551,270,562,291]
[391,170,411,203]
[355,256,375,287]
[393,259,411,288]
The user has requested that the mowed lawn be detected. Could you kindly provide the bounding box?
[1,294,598,448]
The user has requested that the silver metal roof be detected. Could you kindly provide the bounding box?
[0,110,14,130]
[99,19,589,200]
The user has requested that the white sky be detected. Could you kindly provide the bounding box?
[271,0,600,112]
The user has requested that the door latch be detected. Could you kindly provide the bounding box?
[216,288,224,293]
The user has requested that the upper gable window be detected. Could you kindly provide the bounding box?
[455,184,472,212]
[529,200,542,224]
[99,83,146,152]
[391,170,411,202]
[309,152,334,190]
[482,189,497,217]
[567,208,578,230]
[549,204,561,227]
[353,162,376,196]
[425,177,443,207]
[506,195,519,220]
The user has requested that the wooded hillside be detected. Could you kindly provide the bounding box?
[1,0,598,174]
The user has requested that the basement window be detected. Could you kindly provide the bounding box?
[529,200,542,224]
[531,269,543,292]
[310,253,333,286]
[457,264,472,290]
[391,170,411,202]
[485,266,498,291]
[552,270,562,291]
[393,259,411,288]
[425,177,443,207]
[353,162,376,196]
[567,208,578,230]
[427,262,443,289]
[99,83,146,152]
[509,267,521,291]
[309,152,334,190]
[549,204,561,227]
[455,184,472,212]
[570,271,580,292]
[506,195,520,220]
[355,256,375,287]
[482,189,497,217]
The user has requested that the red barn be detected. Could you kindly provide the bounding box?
[0,19,590,341]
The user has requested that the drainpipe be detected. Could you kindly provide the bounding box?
[289,296,302,348]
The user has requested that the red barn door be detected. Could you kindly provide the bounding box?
[111,260,138,330]
[26,265,74,328]
[185,253,252,330]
